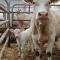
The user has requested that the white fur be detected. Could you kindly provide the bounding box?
[13,27,33,59]
[13,0,60,60]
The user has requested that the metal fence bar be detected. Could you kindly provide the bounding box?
[0,36,9,60]
[0,20,9,26]
[13,20,31,21]
[0,28,9,44]
[0,4,8,12]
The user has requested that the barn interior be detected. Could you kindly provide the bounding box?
[0,0,60,60]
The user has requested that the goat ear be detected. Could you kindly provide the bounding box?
[50,0,59,3]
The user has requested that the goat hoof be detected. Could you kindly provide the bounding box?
[46,52,52,57]
[35,50,40,57]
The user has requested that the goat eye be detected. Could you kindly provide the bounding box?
[46,2,50,6]
[48,2,51,4]
[32,2,35,4]
[32,2,38,6]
